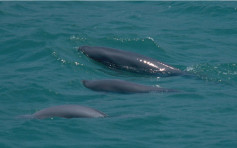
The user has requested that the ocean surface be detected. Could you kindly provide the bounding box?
[1,2,237,148]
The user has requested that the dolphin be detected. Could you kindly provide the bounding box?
[78,46,184,77]
[19,105,107,119]
[82,79,177,94]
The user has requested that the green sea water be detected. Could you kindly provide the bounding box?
[1,2,237,148]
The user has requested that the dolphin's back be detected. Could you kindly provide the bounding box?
[78,46,183,76]
[32,105,107,119]
[19,105,107,119]
[83,79,177,94]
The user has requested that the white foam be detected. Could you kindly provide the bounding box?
[186,66,194,71]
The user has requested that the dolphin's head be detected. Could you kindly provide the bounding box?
[82,80,90,87]
[78,46,93,54]
[78,46,107,60]
[82,80,102,91]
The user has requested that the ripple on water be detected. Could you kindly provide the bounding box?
[186,63,237,85]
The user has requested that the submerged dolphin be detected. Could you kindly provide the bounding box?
[82,79,177,94]
[78,46,183,77]
[19,105,107,119]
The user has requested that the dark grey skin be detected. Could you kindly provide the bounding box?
[78,46,184,77]
[19,105,107,119]
[82,79,177,94]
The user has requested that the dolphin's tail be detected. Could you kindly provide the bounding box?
[16,114,34,119]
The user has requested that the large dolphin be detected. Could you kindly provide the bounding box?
[19,105,107,119]
[82,79,177,94]
[78,46,184,77]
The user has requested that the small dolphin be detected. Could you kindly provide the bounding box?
[19,105,107,119]
[82,79,177,94]
[78,46,183,77]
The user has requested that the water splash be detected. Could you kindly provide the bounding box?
[111,36,160,48]
[70,35,87,41]
[51,51,83,66]
[51,51,67,64]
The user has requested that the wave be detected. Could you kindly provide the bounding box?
[70,35,161,49]
[167,2,236,16]
[186,63,237,85]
